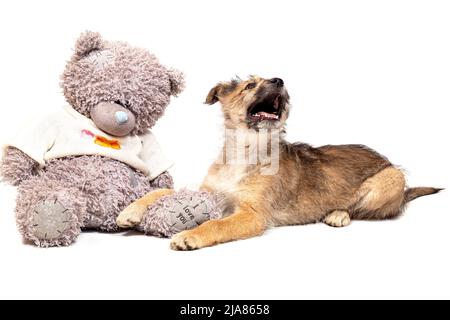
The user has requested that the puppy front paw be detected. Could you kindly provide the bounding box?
[170,231,206,251]
[116,203,147,228]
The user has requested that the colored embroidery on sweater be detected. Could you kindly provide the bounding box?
[94,136,121,150]
[81,129,95,138]
[81,129,121,150]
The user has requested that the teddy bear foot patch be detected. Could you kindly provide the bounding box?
[167,195,214,232]
[30,199,72,240]
[140,190,223,238]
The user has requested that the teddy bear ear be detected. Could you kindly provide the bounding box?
[167,68,185,96]
[74,31,105,59]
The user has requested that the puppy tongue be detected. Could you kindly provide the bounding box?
[255,112,278,120]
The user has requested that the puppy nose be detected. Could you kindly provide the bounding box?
[270,78,284,87]
[115,111,129,124]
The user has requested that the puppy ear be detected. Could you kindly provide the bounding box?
[167,68,185,96]
[205,84,223,105]
[205,79,240,105]
[74,31,105,59]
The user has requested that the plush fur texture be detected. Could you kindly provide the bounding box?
[1,147,41,186]
[62,31,185,135]
[138,189,222,238]
[1,31,183,247]
[73,31,105,59]
[15,156,173,247]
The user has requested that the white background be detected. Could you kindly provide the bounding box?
[0,0,449,300]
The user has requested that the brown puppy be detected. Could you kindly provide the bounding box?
[117,76,441,250]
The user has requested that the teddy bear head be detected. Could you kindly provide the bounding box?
[61,31,185,136]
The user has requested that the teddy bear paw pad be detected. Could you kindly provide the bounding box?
[30,199,72,240]
[167,195,213,233]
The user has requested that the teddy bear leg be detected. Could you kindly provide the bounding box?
[116,171,175,228]
[16,179,87,247]
[138,190,223,238]
[150,171,174,189]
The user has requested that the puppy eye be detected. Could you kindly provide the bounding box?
[245,83,256,90]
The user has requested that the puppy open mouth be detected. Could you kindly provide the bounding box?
[247,94,283,122]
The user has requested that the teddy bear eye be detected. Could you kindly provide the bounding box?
[245,83,257,90]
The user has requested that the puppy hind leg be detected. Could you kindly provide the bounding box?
[323,210,351,227]
[351,167,406,220]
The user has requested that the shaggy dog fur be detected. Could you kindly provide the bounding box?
[1,32,184,247]
[120,76,441,251]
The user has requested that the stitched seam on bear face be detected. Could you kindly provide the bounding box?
[84,50,115,70]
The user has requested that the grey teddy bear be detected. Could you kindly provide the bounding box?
[1,31,220,247]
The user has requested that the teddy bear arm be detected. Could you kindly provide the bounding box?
[150,171,174,189]
[1,147,40,186]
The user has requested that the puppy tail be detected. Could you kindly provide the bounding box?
[404,187,443,203]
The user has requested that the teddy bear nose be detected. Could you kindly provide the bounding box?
[115,111,129,124]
